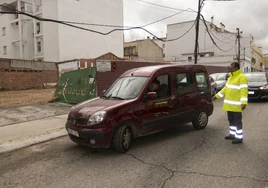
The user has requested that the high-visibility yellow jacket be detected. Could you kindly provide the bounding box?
[215,69,248,112]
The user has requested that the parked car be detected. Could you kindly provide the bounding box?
[66,64,214,152]
[209,76,217,96]
[210,73,230,92]
[244,72,268,100]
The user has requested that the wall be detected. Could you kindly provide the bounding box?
[56,0,123,61]
[0,70,57,90]
[0,58,58,90]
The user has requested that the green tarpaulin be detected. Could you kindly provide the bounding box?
[54,68,97,104]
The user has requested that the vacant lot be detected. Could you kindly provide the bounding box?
[0,89,55,108]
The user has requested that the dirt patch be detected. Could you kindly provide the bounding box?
[0,89,56,108]
[0,103,72,127]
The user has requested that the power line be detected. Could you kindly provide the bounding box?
[141,8,196,28]
[167,19,197,42]
[201,15,237,52]
[0,7,195,42]
[207,28,236,44]
[0,3,194,29]
[134,0,197,13]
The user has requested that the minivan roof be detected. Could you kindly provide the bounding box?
[121,64,206,77]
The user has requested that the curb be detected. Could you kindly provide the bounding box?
[0,128,68,155]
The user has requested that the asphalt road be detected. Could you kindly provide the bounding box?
[0,100,267,188]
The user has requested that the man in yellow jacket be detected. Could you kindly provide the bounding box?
[212,62,248,144]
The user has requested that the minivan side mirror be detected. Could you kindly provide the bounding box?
[147,92,157,99]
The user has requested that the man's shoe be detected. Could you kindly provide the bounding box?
[225,135,235,140]
[232,139,243,144]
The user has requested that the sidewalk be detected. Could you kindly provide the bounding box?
[0,114,68,154]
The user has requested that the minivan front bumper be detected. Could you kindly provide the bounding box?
[65,121,113,148]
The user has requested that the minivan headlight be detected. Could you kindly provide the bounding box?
[87,111,106,125]
[259,85,268,90]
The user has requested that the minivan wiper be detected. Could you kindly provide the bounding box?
[110,96,125,100]
[101,95,108,99]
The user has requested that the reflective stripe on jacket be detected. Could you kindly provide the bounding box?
[215,70,248,112]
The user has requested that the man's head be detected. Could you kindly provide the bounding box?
[229,62,240,73]
[149,78,160,92]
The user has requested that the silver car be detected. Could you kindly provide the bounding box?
[209,76,217,96]
[210,73,229,92]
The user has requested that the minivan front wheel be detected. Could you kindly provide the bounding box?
[192,110,208,130]
[112,125,133,153]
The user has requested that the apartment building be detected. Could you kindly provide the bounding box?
[0,0,123,62]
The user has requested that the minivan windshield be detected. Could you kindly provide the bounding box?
[245,73,267,82]
[102,76,148,100]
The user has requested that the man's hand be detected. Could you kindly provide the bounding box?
[211,96,217,101]
[241,104,246,111]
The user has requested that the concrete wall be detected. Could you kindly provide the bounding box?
[0,58,57,71]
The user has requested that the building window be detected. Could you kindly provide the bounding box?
[188,56,192,61]
[37,41,42,52]
[3,46,7,55]
[2,27,6,36]
[36,23,40,34]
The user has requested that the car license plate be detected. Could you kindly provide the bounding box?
[248,91,254,94]
[67,128,79,137]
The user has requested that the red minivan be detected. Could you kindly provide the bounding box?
[66,64,213,152]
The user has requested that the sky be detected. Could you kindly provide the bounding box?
[123,0,268,54]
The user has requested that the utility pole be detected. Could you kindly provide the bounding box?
[237,28,241,64]
[194,0,202,64]
[236,28,243,68]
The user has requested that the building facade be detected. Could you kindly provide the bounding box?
[165,19,262,72]
[262,54,268,71]
[124,38,164,62]
[0,0,123,62]
[251,45,264,71]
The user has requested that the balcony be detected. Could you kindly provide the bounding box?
[33,5,42,15]
[11,39,26,44]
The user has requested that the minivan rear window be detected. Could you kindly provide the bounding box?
[195,72,209,92]
[176,73,194,95]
